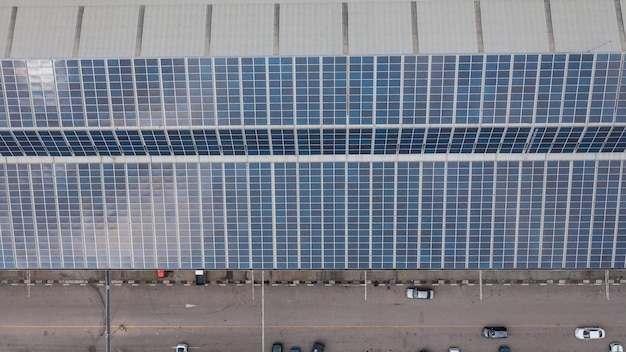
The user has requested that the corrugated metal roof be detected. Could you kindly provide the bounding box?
[551,0,621,52]
[210,4,274,56]
[142,5,206,57]
[481,0,550,53]
[79,5,139,58]
[416,0,478,54]
[1,0,624,59]
[0,7,11,57]
[349,2,413,55]
[280,3,343,56]
[11,6,77,58]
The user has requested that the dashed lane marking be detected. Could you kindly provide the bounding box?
[3,323,626,329]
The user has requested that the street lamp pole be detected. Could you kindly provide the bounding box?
[105,270,111,352]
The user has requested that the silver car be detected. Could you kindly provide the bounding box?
[405,287,434,299]
[610,342,624,352]
[482,327,508,339]
[176,343,188,352]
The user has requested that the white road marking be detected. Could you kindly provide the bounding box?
[605,269,610,300]
[479,270,483,301]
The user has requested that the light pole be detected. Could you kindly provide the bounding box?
[105,270,127,352]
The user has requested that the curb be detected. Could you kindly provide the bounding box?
[2,278,623,286]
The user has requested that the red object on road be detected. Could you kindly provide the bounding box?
[157,270,167,278]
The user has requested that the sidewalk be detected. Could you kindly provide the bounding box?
[0,269,624,286]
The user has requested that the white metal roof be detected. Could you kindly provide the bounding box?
[79,5,139,57]
[210,4,274,56]
[416,0,478,54]
[481,0,550,53]
[11,6,76,58]
[279,2,343,56]
[348,2,413,55]
[2,0,625,58]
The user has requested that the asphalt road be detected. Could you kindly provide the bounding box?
[0,282,624,352]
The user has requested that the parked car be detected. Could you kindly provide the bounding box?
[290,348,301,352]
[449,347,460,352]
[575,327,605,340]
[499,346,510,352]
[482,327,508,339]
[176,343,188,352]
[272,343,283,352]
[312,342,325,352]
[610,342,624,352]
[405,287,434,299]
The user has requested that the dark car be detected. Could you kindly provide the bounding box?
[272,343,283,352]
[312,342,325,352]
[499,346,510,352]
[482,327,508,339]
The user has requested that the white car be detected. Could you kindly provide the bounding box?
[176,343,188,352]
[405,287,434,299]
[611,342,624,352]
[449,348,460,352]
[575,327,605,340]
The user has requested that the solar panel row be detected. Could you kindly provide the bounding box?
[0,160,624,270]
[0,54,624,128]
[1,126,625,157]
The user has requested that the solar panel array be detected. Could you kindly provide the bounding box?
[1,126,626,156]
[0,53,625,269]
[1,54,624,128]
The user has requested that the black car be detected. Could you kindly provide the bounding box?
[272,343,283,352]
[312,342,325,352]
[482,327,508,339]
[499,346,510,352]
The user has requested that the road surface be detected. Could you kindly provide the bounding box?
[0,281,624,351]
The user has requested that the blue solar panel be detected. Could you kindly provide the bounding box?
[269,57,294,126]
[90,130,121,156]
[245,129,271,155]
[270,129,296,155]
[297,129,321,155]
[402,55,429,124]
[399,128,425,154]
[323,129,346,155]
[192,129,220,155]
[168,129,196,156]
[349,56,374,125]
[373,128,399,154]
[0,131,22,156]
[294,57,321,125]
